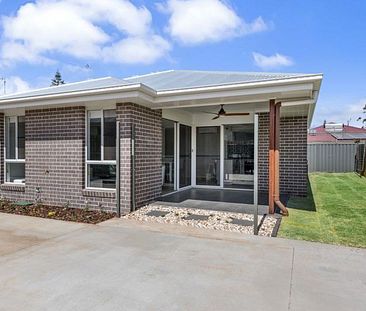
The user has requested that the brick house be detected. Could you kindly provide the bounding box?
[0,70,322,215]
[308,122,366,143]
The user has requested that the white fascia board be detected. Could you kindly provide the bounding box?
[0,91,155,110]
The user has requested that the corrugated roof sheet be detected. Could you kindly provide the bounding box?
[0,70,319,101]
[331,132,366,140]
[124,70,314,91]
[0,77,131,100]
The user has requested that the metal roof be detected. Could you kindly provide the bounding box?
[331,132,366,140]
[0,70,321,101]
[124,70,317,91]
[0,77,132,100]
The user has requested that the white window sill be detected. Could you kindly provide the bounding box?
[1,183,25,192]
[82,188,116,198]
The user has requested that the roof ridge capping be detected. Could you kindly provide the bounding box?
[124,70,175,80]
[124,69,323,80]
[171,69,317,76]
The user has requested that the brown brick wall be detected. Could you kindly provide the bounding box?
[258,113,308,196]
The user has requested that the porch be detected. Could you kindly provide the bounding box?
[159,97,306,216]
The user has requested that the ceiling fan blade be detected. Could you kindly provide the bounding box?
[224,112,250,116]
[200,111,219,115]
[212,115,220,120]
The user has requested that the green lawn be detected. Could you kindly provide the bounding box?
[278,172,366,248]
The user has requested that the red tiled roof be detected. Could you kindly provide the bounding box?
[308,124,366,143]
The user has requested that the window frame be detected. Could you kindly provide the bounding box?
[4,115,26,184]
[85,109,117,190]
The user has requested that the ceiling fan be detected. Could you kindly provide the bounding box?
[204,104,250,120]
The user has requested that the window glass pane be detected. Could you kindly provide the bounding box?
[224,124,254,189]
[89,114,101,160]
[87,164,116,189]
[103,110,116,160]
[162,119,175,194]
[6,118,16,159]
[196,126,220,186]
[18,116,25,159]
[179,124,191,188]
[6,162,25,183]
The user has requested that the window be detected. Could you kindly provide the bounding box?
[87,110,116,189]
[5,116,25,183]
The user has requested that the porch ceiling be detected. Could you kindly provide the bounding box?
[162,101,311,124]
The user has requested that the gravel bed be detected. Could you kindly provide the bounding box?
[124,204,277,237]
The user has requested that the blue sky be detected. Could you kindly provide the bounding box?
[0,0,365,126]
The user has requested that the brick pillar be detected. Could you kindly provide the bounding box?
[258,112,308,196]
[117,103,162,213]
[279,116,308,196]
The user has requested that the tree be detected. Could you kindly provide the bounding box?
[357,103,366,125]
[357,104,366,176]
[50,70,65,86]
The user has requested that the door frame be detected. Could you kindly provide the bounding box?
[161,113,259,193]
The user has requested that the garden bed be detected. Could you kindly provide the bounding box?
[0,200,116,224]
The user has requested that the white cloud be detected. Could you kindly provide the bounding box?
[103,35,171,64]
[2,76,31,94]
[313,99,366,127]
[253,52,294,69]
[158,0,268,45]
[1,0,170,65]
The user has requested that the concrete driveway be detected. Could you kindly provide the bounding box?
[0,213,365,311]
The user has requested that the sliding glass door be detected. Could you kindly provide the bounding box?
[163,120,254,192]
[179,124,191,188]
[224,124,254,189]
[162,119,176,194]
[196,126,220,186]
[162,120,192,194]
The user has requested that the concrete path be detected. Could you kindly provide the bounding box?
[0,213,365,311]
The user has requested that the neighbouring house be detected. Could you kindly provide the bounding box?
[307,122,366,173]
[308,122,366,143]
[0,70,322,215]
